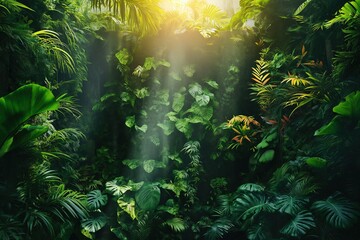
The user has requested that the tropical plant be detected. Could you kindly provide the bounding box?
[89,0,163,36]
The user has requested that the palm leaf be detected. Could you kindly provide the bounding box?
[294,0,314,16]
[280,210,315,237]
[163,217,187,232]
[312,194,360,228]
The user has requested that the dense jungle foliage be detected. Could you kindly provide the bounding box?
[1,0,360,239]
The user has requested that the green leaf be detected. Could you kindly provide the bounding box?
[188,83,203,98]
[280,211,315,237]
[143,159,156,173]
[118,198,136,220]
[135,184,161,211]
[87,190,108,209]
[237,183,265,192]
[195,94,210,106]
[305,157,327,168]
[11,125,48,150]
[259,149,275,163]
[183,65,196,77]
[276,195,308,215]
[106,180,132,197]
[122,159,141,170]
[163,218,187,232]
[312,194,360,228]
[135,124,147,133]
[110,228,128,240]
[0,84,59,155]
[125,116,135,128]
[333,91,360,119]
[175,119,190,134]
[81,214,107,233]
[144,57,156,70]
[187,105,213,121]
[115,48,132,65]
[135,88,149,99]
[206,80,219,89]
[314,116,344,136]
[172,93,185,112]
[157,120,175,135]
[236,193,275,220]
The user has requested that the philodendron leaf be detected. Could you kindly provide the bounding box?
[118,198,136,220]
[135,183,161,211]
[259,149,275,163]
[143,159,156,173]
[305,157,327,168]
[333,91,360,119]
[0,84,59,153]
[172,93,185,112]
[125,116,135,128]
[195,94,210,106]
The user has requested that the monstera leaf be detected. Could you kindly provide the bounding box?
[0,84,59,157]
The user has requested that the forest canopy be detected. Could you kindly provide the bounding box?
[1,0,359,239]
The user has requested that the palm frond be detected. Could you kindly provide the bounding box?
[294,0,314,16]
[163,217,187,232]
[312,194,360,228]
[47,184,88,220]
[31,30,75,73]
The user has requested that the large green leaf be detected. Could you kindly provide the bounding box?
[275,195,308,215]
[314,116,345,136]
[333,91,360,119]
[143,159,156,173]
[312,194,360,228]
[172,93,185,112]
[87,190,108,210]
[81,214,107,233]
[259,149,275,163]
[135,183,161,211]
[0,84,59,154]
[280,211,315,237]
